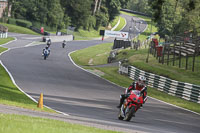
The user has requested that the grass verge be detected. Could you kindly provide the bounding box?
[86,66,200,113]
[72,28,101,40]
[114,16,126,31]
[71,43,112,66]
[0,37,15,45]
[0,40,54,113]
[116,48,200,85]
[70,43,200,113]
[110,16,119,28]
[0,113,121,133]
[120,11,158,42]
[0,23,40,35]
[0,46,7,53]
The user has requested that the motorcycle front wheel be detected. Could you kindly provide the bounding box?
[44,55,47,60]
[124,106,135,121]
[118,109,124,120]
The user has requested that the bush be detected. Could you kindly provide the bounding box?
[8,18,16,25]
[32,21,56,32]
[8,18,32,28]
[16,19,32,28]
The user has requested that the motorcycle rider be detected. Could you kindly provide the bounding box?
[117,76,147,108]
[47,39,51,47]
[62,40,67,48]
[43,46,50,56]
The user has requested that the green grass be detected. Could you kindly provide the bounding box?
[0,46,7,53]
[110,16,119,28]
[0,37,15,45]
[114,16,126,31]
[120,11,158,42]
[0,113,121,133]
[70,42,200,113]
[71,43,112,66]
[82,66,200,113]
[0,60,55,113]
[0,23,40,35]
[116,48,200,85]
[0,40,54,113]
[73,28,101,40]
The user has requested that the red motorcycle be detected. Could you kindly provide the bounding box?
[118,89,145,121]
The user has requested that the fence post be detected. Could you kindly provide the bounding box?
[192,44,196,72]
[186,54,188,70]
[173,43,175,66]
[167,45,170,65]
[162,46,165,64]
[179,42,182,68]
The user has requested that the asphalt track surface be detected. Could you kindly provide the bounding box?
[1,14,200,133]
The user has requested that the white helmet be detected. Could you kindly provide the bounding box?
[138,76,146,87]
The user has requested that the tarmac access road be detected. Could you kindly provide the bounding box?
[0,14,200,133]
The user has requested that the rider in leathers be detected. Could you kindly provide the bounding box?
[117,76,147,108]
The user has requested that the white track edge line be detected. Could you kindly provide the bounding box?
[1,37,17,47]
[111,18,120,31]
[119,17,127,31]
[0,41,70,116]
[68,51,200,116]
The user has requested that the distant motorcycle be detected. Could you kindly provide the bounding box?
[43,50,49,60]
[62,41,66,48]
[42,47,50,60]
[118,90,145,121]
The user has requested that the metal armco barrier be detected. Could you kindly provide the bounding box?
[119,62,200,103]
[113,39,131,49]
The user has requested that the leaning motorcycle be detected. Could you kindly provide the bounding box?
[62,42,66,48]
[118,90,145,121]
[43,50,49,60]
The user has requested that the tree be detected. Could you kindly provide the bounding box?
[149,0,200,37]
[127,0,151,15]
[93,0,99,15]
[63,0,92,30]
[105,0,121,22]
[119,0,130,8]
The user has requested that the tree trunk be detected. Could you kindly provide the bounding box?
[97,0,102,11]
[93,0,98,15]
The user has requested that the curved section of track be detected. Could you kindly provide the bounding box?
[0,14,200,133]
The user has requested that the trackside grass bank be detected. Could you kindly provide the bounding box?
[0,113,121,133]
[0,47,7,53]
[120,11,158,42]
[70,43,200,113]
[0,37,15,45]
[72,28,101,40]
[66,15,126,40]
[71,43,112,66]
[0,23,40,35]
[114,16,126,31]
[0,39,54,113]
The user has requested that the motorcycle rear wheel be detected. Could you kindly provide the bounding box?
[124,106,135,121]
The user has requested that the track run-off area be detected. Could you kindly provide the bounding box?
[0,14,200,133]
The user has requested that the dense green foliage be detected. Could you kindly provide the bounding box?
[149,0,200,37]
[127,0,151,15]
[127,0,200,37]
[7,0,128,31]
